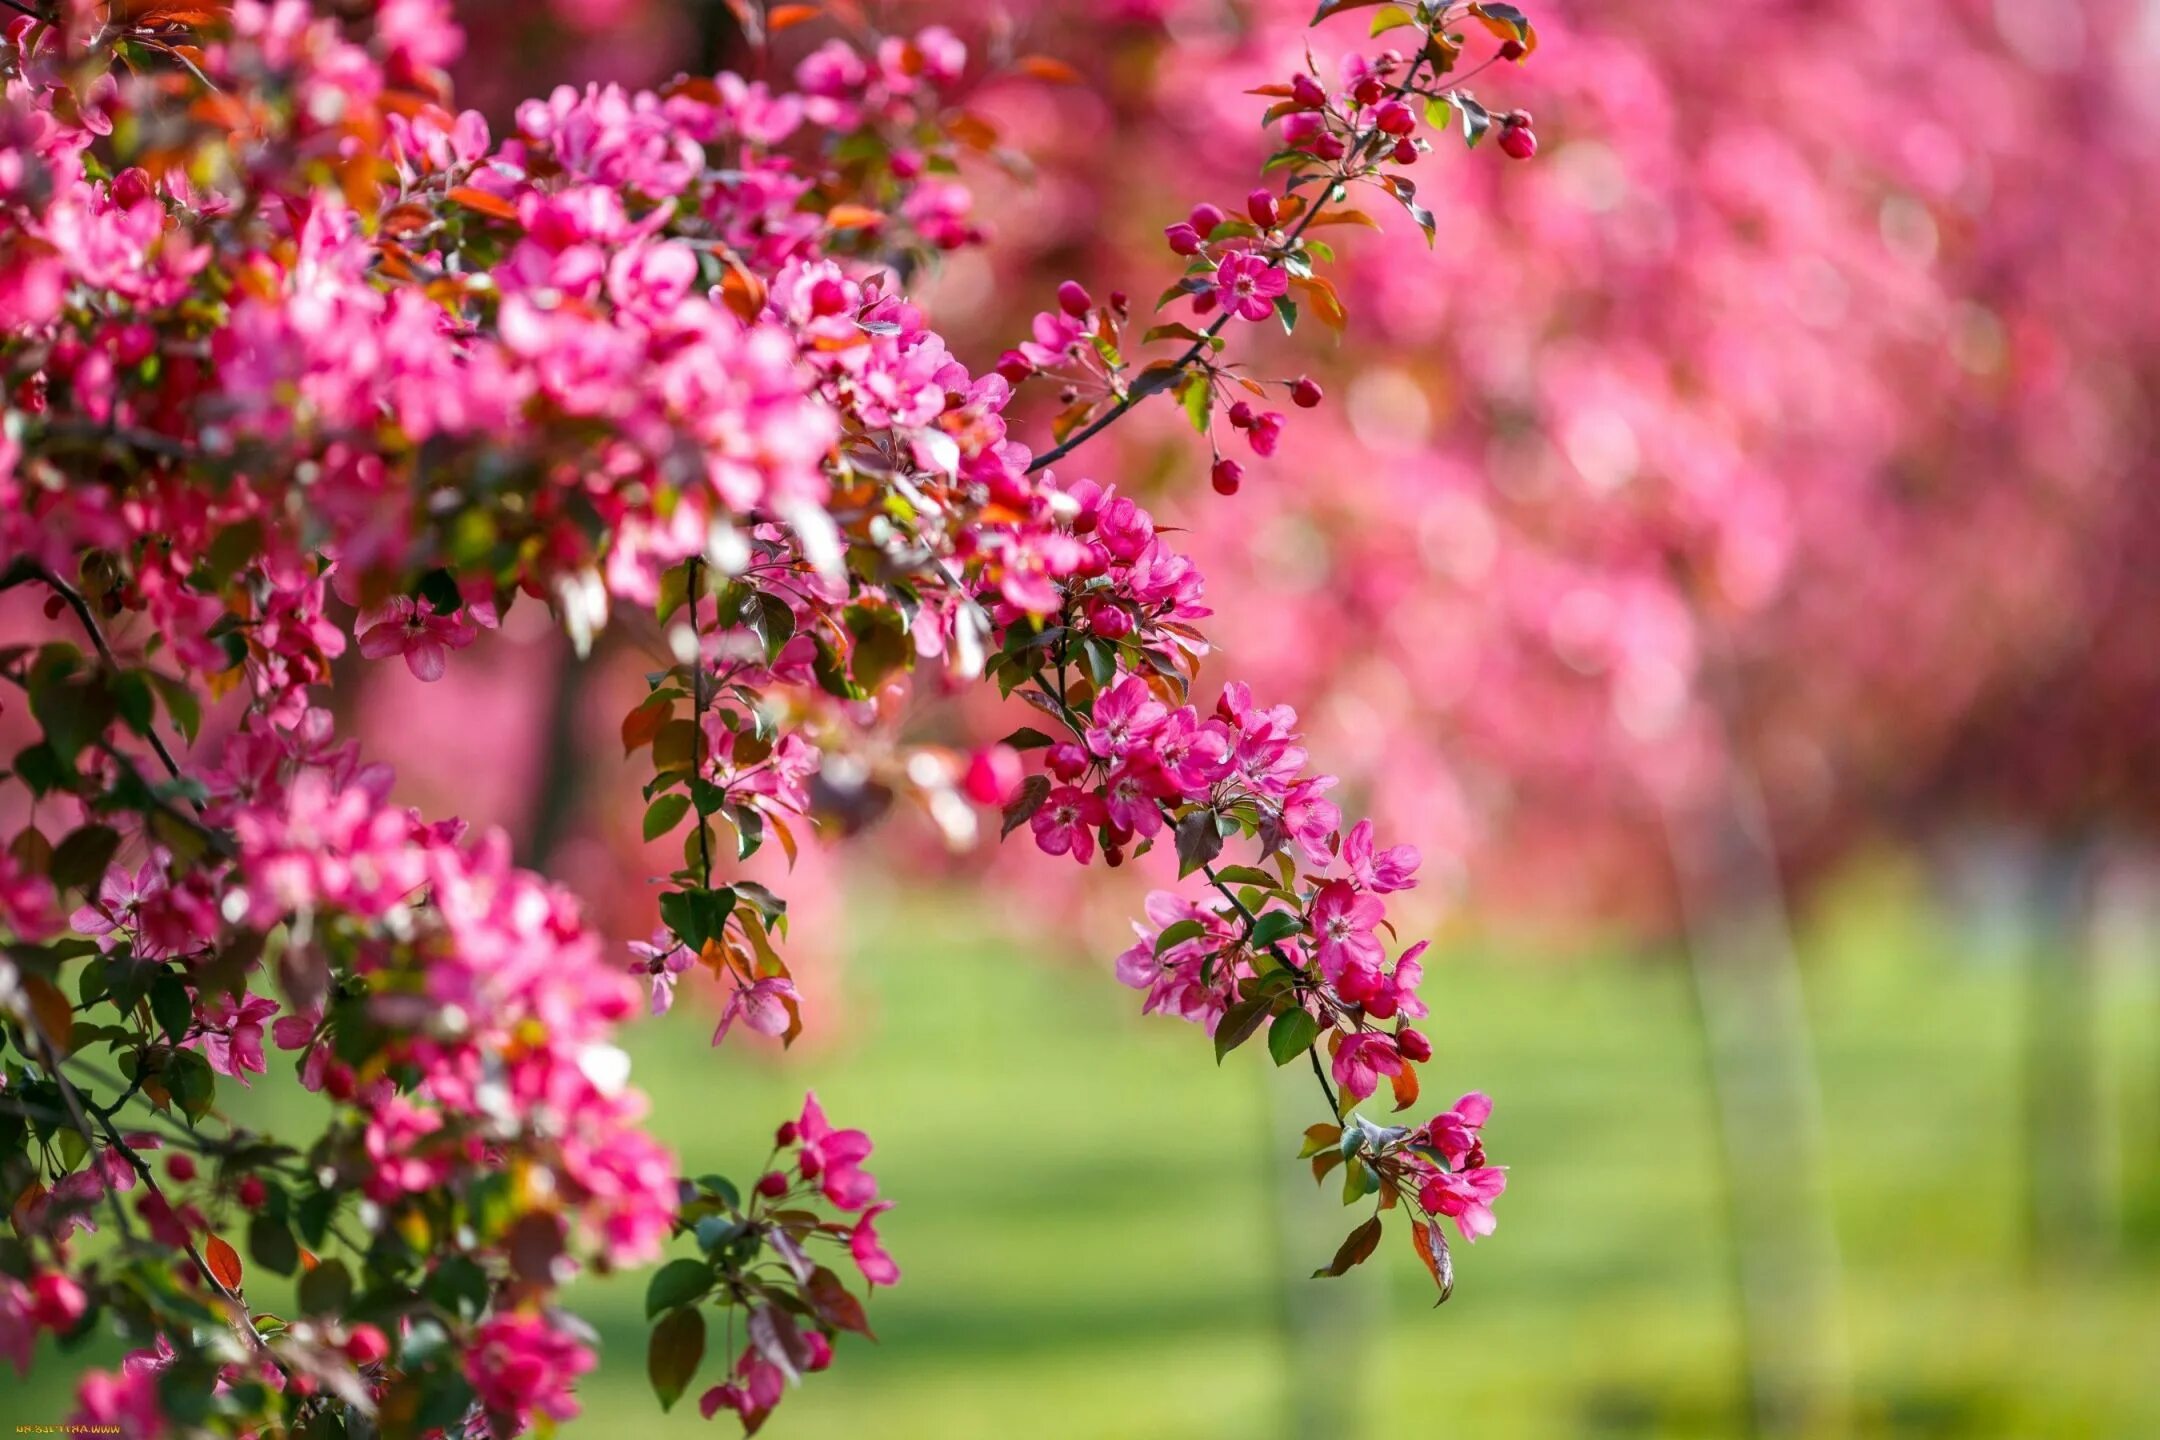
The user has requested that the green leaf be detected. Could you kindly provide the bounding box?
[1268,1008,1323,1066]
[1213,995,1272,1063]
[49,825,120,893]
[999,727,1059,751]
[660,887,737,953]
[645,1257,714,1319]
[1274,296,1299,334]
[1153,918,1208,954]
[247,1212,299,1277]
[1369,4,1418,34]
[149,673,202,744]
[648,1306,706,1411]
[149,971,192,1046]
[656,562,693,624]
[1177,371,1212,434]
[296,1257,352,1316]
[1174,809,1225,877]
[1250,910,1306,948]
[643,794,691,843]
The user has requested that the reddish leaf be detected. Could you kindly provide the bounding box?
[825,204,885,231]
[1015,54,1084,85]
[1410,1217,1455,1305]
[446,186,519,222]
[768,4,822,29]
[1389,1059,1420,1112]
[204,1235,244,1293]
[1312,1215,1383,1277]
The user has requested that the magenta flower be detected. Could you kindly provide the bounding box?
[1330,1030,1404,1103]
[465,1313,594,1429]
[1085,674,1169,758]
[1428,1091,1495,1167]
[1213,253,1288,322]
[1308,880,1386,985]
[1420,1164,1508,1242]
[354,595,497,682]
[713,975,799,1046]
[1032,785,1106,865]
[850,1200,900,1287]
[185,994,280,1087]
[797,1092,879,1211]
[1344,820,1420,893]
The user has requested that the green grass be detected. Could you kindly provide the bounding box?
[14,865,2160,1437]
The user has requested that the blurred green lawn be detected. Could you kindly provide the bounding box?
[16,862,2160,1437]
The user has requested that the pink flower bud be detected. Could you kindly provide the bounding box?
[804,1331,835,1372]
[1391,137,1418,165]
[755,1170,789,1198]
[29,1273,86,1331]
[1211,458,1244,495]
[1291,73,1327,109]
[962,745,1024,806]
[1246,189,1278,226]
[1314,133,1346,161]
[1498,121,1537,160]
[1375,100,1415,135]
[236,1175,267,1209]
[995,349,1034,383]
[775,1120,800,1146]
[1056,280,1092,318]
[1291,376,1324,408]
[1047,743,1089,781]
[1397,1027,1434,1062]
[1227,400,1255,428]
[166,1154,197,1182]
[1188,202,1225,234]
[345,1324,391,1367]
[1164,221,1202,255]
[1352,76,1384,107]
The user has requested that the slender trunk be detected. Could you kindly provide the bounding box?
[1662,760,1849,1440]
[520,640,585,871]
[1266,1061,1373,1440]
[2021,838,2109,1272]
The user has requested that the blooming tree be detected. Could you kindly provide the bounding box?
[0,0,1538,1432]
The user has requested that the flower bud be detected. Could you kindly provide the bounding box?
[1391,137,1418,165]
[166,1154,197,1183]
[1398,1027,1433,1062]
[962,745,1024,806]
[1498,119,1537,161]
[995,349,1034,383]
[804,1331,835,1372]
[1500,38,1527,60]
[1246,188,1278,226]
[236,1175,268,1210]
[1188,202,1226,234]
[29,1273,86,1331]
[1227,400,1255,429]
[1314,133,1347,161]
[1375,100,1415,135]
[1056,280,1092,318]
[345,1324,391,1368]
[1164,222,1202,255]
[1352,76,1384,107]
[755,1170,789,1198]
[1291,73,1327,109]
[1047,743,1089,781]
[775,1120,800,1146]
[1211,458,1244,495]
[1291,376,1324,409]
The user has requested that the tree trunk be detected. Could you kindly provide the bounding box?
[1662,761,1850,1440]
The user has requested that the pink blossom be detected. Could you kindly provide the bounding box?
[714,975,798,1045]
[1213,253,1287,322]
[1428,1092,1495,1167]
[1031,785,1105,865]
[1330,1030,1404,1103]
[465,1313,594,1428]
[796,1092,878,1211]
[354,595,497,682]
[1308,880,1385,985]
[850,1200,900,1287]
[185,994,280,1086]
[1421,1164,1508,1242]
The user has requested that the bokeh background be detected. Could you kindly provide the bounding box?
[24,0,2160,1432]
